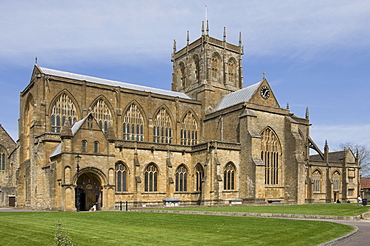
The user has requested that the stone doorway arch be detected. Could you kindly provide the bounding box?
[75,172,102,211]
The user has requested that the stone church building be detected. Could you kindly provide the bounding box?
[0,23,360,211]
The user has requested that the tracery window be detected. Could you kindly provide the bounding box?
[181,111,198,145]
[227,58,237,84]
[81,140,87,153]
[51,93,77,133]
[144,164,158,192]
[0,147,6,171]
[261,128,281,185]
[211,53,221,81]
[312,170,321,193]
[123,103,144,141]
[153,108,172,144]
[333,171,340,191]
[195,164,204,192]
[175,165,187,192]
[92,99,112,132]
[224,162,235,190]
[116,162,127,192]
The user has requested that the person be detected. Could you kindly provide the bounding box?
[357,195,362,204]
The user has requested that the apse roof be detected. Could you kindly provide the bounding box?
[38,66,193,100]
[215,81,262,111]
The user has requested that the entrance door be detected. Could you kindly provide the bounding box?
[76,173,102,211]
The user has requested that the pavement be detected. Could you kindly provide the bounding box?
[1,208,369,245]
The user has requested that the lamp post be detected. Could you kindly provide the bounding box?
[75,154,81,212]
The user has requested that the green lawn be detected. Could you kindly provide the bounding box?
[162,203,370,216]
[0,211,355,246]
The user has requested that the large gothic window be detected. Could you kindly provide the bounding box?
[224,162,235,190]
[92,99,112,132]
[175,165,187,192]
[116,162,127,192]
[333,171,341,191]
[0,147,6,171]
[227,58,237,85]
[51,93,77,133]
[195,164,204,192]
[211,53,221,81]
[181,111,198,145]
[153,108,172,144]
[144,164,158,192]
[312,170,321,193]
[123,103,144,141]
[261,128,281,185]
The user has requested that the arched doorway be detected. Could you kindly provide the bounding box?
[75,172,102,211]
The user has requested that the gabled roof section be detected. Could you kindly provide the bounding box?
[215,81,262,111]
[38,66,193,100]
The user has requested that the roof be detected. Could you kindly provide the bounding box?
[215,81,262,111]
[310,151,345,162]
[361,178,370,189]
[38,66,193,100]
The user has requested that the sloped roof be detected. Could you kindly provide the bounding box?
[361,178,370,189]
[215,81,262,111]
[39,66,193,100]
[310,151,345,162]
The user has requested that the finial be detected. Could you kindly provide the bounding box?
[325,140,328,149]
[223,27,226,42]
[305,107,309,119]
[239,32,242,46]
[206,20,209,35]
[262,72,266,79]
[35,57,38,65]
[202,21,204,35]
[286,103,290,110]
[173,39,176,53]
[187,31,189,45]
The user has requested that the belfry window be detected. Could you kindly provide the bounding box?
[123,103,144,141]
[153,108,172,144]
[211,53,221,81]
[116,162,127,192]
[144,164,158,192]
[0,147,6,171]
[175,165,187,192]
[181,111,198,145]
[224,162,235,190]
[51,93,77,133]
[227,58,237,85]
[92,99,112,133]
[261,128,281,185]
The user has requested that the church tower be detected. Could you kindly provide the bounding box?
[171,21,244,111]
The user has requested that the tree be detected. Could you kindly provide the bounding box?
[338,142,370,177]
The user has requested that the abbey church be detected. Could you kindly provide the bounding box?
[0,22,360,211]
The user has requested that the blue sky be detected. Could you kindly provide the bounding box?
[1,0,369,152]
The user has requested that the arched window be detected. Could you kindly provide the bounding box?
[144,164,158,192]
[193,55,200,82]
[153,108,172,144]
[333,171,341,191]
[0,147,6,171]
[81,140,87,153]
[195,164,204,192]
[312,170,321,193]
[227,58,237,85]
[116,162,127,192]
[51,93,77,133]
[261,128,281,185]
[181,111,198,145]
[211,53,221,81]
[92,99,112,132]
[224,162,235,190]
[175,165,187,192]
[177,62,186,89]
[93,141,99,153]
[123,103,144,141]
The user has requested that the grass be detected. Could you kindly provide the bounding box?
[0,210,356,246]
[161,203,370,216]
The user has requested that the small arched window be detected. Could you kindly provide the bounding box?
[93,141,99,153]
[0,147,6,171]
[195,164,204,192]
[176,165,187,192]
[224,162,235,190]
[81,140,87,153]
[116,162,127,192]
[144,164,158,192]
